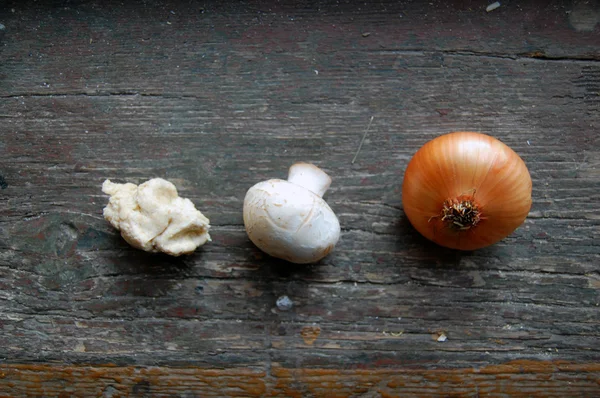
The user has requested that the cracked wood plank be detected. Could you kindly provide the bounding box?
[0,1,599,97]
[0,0,599,396]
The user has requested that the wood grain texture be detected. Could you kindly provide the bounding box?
[0,362,599,397]
[0,0,599,395]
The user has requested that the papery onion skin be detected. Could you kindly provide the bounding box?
[402,132,532,251]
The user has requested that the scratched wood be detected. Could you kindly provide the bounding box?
[0,0,599,396]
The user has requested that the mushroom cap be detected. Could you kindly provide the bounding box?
[243,179,340,264]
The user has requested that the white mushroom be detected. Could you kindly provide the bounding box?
[243,162,341,264]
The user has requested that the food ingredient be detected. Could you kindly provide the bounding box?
[243,162,340,264]
[102,178,211,256]
[402,132,532,250]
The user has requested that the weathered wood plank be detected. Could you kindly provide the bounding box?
[1,1,599,99]
[0,362,599,397]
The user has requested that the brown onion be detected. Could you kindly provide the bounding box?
[402,132,532,250]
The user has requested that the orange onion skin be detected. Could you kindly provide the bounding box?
[402,132,532,251]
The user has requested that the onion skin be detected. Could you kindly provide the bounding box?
[402,132,532,251]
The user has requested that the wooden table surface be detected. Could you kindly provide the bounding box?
[1,0,599,396]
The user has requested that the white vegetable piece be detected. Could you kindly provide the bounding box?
[243,162,341,264]
[102,178,211,256]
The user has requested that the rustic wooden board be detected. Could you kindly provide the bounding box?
[1,0,599,396]
[1,361,600,397]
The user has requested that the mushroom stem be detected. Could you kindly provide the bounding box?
[287,162,332,198]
